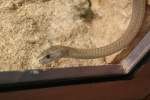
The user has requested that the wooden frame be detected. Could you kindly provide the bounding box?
[0,5,149,90]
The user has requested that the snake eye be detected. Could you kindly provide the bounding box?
[46,55,51,59]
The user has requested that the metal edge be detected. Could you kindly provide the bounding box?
[121,31,150,73]
[0,64,124,85]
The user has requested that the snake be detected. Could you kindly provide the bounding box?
[38,0,146,64]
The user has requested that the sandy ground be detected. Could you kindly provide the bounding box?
[0,0,131,71]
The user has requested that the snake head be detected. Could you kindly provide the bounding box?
[38,46,66,64]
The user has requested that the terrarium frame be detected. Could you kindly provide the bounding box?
[0,5,149,90]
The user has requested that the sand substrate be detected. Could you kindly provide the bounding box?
[0,0,131,71]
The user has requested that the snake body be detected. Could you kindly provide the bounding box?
[38,0,146,64]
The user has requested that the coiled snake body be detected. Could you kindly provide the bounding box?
[38,0,146,64]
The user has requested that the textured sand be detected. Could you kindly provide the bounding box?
[0,0,131,71]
